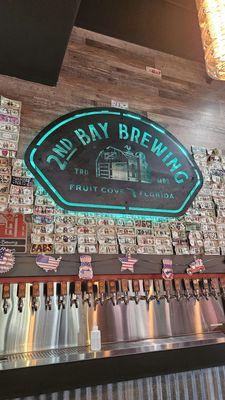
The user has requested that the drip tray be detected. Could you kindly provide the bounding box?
[1,333,225,371]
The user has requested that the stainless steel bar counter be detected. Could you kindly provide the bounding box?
[1,333,225,399]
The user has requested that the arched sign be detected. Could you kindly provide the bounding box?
[25,108,203,217]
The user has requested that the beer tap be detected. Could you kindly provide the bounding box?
[121,279,129,304]
[143,279,151,303]
[108,281,118,306]
[57,282,67,310]
[70,281,81,308]
[219,277,225,299]
[154,279,161,302]
[93,283,99,310]
[210,278,220,300]
[31,282,40,312]
[17,283,26,313]
[164,280,172,303]
[174,279,182,301]
[192,279,201,301]
[98,280,106,306]
[84,281,93,307]
[202,278,210,300]
[132,280,140,304]
[2,284,10,314]
[183,278,192,300]
[45,282,54,310]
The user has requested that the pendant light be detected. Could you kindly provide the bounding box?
[196,0,225,80]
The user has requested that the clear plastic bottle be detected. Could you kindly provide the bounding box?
[90,325,101,351]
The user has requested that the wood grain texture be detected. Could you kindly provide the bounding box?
[0,28,225,280]
[0,27,225,156]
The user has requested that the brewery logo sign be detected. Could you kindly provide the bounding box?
[25,108,203,217]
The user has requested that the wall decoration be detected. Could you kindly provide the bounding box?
[0,96,21,159]
[119,254,137,272]
[25,108,203,217]
[31,243,53,254]
[162,259,173,280]
[79,255,93,279]
[36,254,62,272]
[0,211,27,252]
[0,247,15,273]
[186,258,205,275]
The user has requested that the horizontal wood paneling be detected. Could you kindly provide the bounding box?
[0,27,225,157]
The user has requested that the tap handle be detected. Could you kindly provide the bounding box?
[174,278,181,292]
[45,282,54,310]
[75,281,82,295]
[192,279,201,300]
[192,278,200,291]
[143,279,150,292]
[164,280,172,301]
[99,280,106,294]
[202,278,209,299]
[154,279,160,293]
[219,277,225,297]
[183,278,191,291]
[17,283,26,311]
[121,279,128,292]
[2,283,10,299]
[86,281,93,294]
[46,282,54,297]
[60,282,67,296]
[109,280,116,294]
[210,278,220,298]
[17,283,26,299]
[32,282,40,297]
[2,284,10,314]
[132,279,140,292]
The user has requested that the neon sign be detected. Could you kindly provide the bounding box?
[25,108,203,217]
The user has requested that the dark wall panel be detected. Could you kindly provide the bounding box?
[76,0,204,62]
[0,0,81,85]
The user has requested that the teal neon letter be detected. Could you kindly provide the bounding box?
[162,151,173,163]
[119,123,129,140]
[74,129,90,146]
[98,122,109,139]
[140,132,152,148]
[88,124,102,141]
[165,157,182,172]
[174,171,189,184]
[151,139,167,157]
[130,127,140,143]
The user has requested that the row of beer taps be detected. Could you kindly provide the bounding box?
[1,277,225,314]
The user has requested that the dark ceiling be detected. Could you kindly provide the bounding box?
[76,0,204,62]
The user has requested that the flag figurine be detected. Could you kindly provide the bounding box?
[0,247,15,274]
[79,255,93,280]
[119,255,137,273]
[162,259,173,281]
[36,254,62,272]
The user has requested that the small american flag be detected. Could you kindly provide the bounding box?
[36,255,62,272]
[0,247,15,274]
[119,255,137,273]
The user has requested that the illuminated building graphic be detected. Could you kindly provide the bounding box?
[96,146,151,183]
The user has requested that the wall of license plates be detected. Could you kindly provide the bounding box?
[1,95,225,257]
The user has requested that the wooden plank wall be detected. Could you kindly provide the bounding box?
[0,27,225,155]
